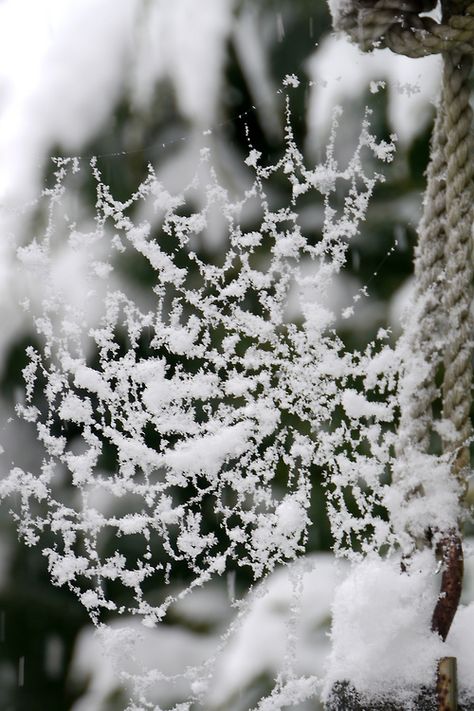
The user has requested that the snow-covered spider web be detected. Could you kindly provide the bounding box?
[1,93,401,708]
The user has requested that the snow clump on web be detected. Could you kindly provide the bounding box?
[1,97,398,638]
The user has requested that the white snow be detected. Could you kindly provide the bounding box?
[450,603,474,700]
[341,389,393,421]
[47,552,89,586]
[164,422,252,476]
[323,552,446,703]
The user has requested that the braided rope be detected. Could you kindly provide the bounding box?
[329,0,474,642]
[333,0,474,57]
[430,44,473,641]
[441,51,474,477]
[396,106,448,458]
[397,50,473,467]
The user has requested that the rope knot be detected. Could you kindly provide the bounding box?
[330,0,474,57]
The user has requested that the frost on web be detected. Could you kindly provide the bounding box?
[1,100,397,634]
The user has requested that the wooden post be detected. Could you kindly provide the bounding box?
[325,659,462,711]
[437,657,458,711]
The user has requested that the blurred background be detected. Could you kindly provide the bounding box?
[0,0,450,709]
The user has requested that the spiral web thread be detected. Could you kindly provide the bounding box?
[0,93,408,708]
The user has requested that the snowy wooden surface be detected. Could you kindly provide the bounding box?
[325,680,474,711]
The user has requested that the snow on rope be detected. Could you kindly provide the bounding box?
[329,0,474,644]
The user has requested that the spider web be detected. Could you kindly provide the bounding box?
[1,98,399,709]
